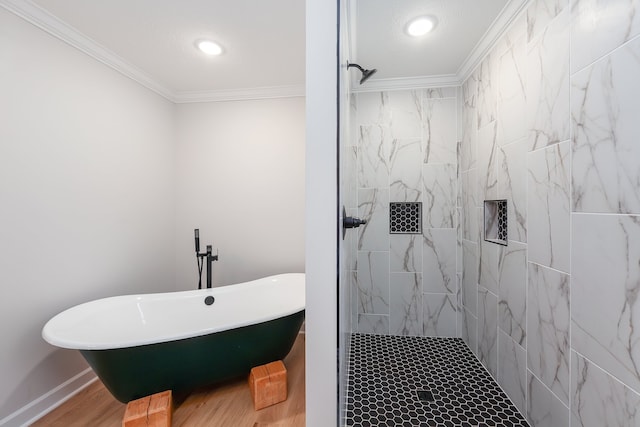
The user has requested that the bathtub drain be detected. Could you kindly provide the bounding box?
[204,296,215,305]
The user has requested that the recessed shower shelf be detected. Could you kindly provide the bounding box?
[484,199,507,246]
[389,202,422,234]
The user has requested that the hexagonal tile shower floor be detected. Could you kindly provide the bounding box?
[345,334,529,427]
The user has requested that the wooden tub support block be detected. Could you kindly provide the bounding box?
[123,390,172,427]
[249,360,288,410]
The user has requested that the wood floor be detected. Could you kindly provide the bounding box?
[32,334,305,427]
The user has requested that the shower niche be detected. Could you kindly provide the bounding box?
[389,202,422,234]
[483,200,507,246]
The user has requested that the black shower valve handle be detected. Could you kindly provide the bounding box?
[207,246,220,261]
[344,216,367,229]
[197,247,219,260]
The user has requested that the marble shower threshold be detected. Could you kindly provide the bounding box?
[345,333,529,427]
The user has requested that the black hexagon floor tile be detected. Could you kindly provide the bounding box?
[345,334,530,427]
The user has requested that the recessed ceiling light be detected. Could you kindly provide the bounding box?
[405,16,436,37]
[196,40,223,56]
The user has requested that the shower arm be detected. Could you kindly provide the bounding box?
[347,62,365,72]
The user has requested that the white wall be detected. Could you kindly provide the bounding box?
[0,4,307,425]
[0,8,175,425]
[305,0,338,425]
[337,0,353,422]
[173,98,305,289]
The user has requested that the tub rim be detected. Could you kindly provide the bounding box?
[42,272,305,350]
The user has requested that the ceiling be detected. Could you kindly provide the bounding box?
[27,0,306,98]
[354,0,510,79]
[4,0,525,100]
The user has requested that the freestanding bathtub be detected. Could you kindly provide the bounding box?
[42,273,305,403]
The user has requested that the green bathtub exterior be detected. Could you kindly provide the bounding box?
[80,310,305,403]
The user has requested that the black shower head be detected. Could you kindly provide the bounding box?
[347,62,378,85]
[359,68,377,84]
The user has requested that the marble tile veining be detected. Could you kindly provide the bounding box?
[571,351,640,427]
[354,87,460,342]
[499,138,527,242]
[423,163,456,228]
[477,53,498,129]
[357,188,389,251]
[527,141,570,272]
[478,286,498,377]
[448,1,640,426]
[356,91,390,126]
[527,0,568,42]
[499,330,527,416]
[389,272,423,336]
[571,0,640,74]
[498,27,527,146]
[456,207,463,274]
[456,275,463,338]
[344,145,358,210]
[424,87,457,99]
[357,125,389,189]
[388,90,422,139]
[526,8,570,151]
[357,314,390,335]
[461,168,478,241]
[461,306,479,354]
[357,251,389,315]
[390,234,421,273]
[478,121,499,201]
[479,239,499,295]
[422,229,456,294]
[572,36,640,215]
[423,293,457,337]
[422,97,457,165]
[499,241,527,346]
[389,138,422,202]
[460,74,478,172]
[462,239,479,316]
[527,371,570,427]
[462,240,479,310]
[350,271,358,330]
[572,213,640,392]
[528,262,570,405]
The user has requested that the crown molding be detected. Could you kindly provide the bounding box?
[349,0,530,93]
[3,0,529,100]
[0,0,174,100]
[351,74,460,93]
[456,0,531,81]
[173,85,305,103]
[0,0,305,103]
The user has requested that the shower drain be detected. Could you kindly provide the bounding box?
[417,390,434,402]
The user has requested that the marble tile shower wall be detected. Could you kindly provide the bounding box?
[459,0,640,426]
[351,87,460,340]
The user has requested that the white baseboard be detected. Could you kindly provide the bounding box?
[0,368,97,427]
